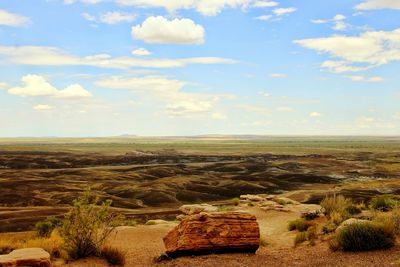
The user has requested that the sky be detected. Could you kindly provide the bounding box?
[0,0,399,137]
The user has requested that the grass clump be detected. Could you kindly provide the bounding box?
[60,189,121,260]
[334,221,395,251]
[35,216,63,237]
[260,236,268,247]
[370,195,398,211]
[217,205,234,212]
[100,246,126,266]
[288,218,313,232]
[320,195,352,219]
[294,232,307,246]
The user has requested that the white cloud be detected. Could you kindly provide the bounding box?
[0,82,9,89]
[95,76,186,92]
[312,14,349,31]
[64,0,103,4]
[270,73,287,78]
[82,13,96,22]
[254,15,273,21]
[258,91,270,97]
[0,46,236,69]
[100,12,136,24]
[0,9,30,27]
[132,16,205,45]
[95,75,219,117]
[356,117,396,129]
[33,104,52,111]
[356,0,400,10]
[294,28,400,73]
[132,48,152,56]
[211,112,227,120]
[253,1,278,8]
[347,75,384,82]
[8,75,92,99]
[309,112,322,117]
[117,0,253,16]
[273,7,297,16]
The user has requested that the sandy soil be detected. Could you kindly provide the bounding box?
[62,204,400,267]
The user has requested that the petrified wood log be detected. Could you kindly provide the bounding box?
[163,212,260,257]
[0,248,51,267]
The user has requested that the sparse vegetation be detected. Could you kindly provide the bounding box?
[35,216,63,237]
[218,205,235,212]
[370,195,398,211]
[260,236,268,247]
[294,232,307,246]
[288,218,313,232]
[320,195,352,219]
[100,246,126,266]
[333,221,395,251]
[60,189,120,259]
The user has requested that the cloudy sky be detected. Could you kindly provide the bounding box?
[0,0,399,137]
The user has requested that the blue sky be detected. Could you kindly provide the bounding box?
[0,0,399,137]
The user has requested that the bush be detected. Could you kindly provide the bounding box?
[35,216,63,237]
[100,246,126,266]
[232,198,240,206]
[335,221,395,251]
[320,195,352,218]
[345,205,362,216]
[301,210,320,221]
[60,189,120,259]
[288,218,313,232]
[370,195,397,211]
[322,221,337,234]
[24,230,68,259]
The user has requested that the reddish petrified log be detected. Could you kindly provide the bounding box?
[163,212,260,257]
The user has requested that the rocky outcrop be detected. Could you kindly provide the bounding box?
[0,248,51,267]
[164,212,260,257]
[179,204,218,215]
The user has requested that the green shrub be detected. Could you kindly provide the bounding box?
[60,189,120,259]
[35,217,63,238]
[320,195,352,218]
[232,198,240,206]
[322,221,337,234]
[335,221,395,251]
[100,246,126,266]
[288,218,313,232]
[370,195,397,211]
[218,205,234,212]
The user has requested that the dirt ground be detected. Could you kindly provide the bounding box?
[62,206,400,267]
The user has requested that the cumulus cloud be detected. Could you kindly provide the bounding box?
[8,75,92,99]
[356,0,400,10]
[273,7,297,16]
[346,75,384,82]
[33,104,52,111]
[294,28,400,73]
[132,48,152,56]
[0,9,30,27]
[0,45,236,69]
[132,16,205,45]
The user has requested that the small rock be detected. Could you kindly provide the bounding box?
[336,218,370,233]
[179,204,218,215]
[0,248,51,267]
[239,194,264,202]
